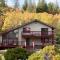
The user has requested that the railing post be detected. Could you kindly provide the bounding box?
[32,41,35,50]
[52,30,54,44]
[25,41,26,48]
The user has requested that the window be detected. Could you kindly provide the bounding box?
[23,27,30,32]
[41,28,48,32]
[14,30,19,34]
[41,28,48,35]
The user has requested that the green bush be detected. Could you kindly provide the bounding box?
[4,48,29,60]
[0,56,2,60]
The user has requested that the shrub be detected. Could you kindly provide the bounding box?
[4,48,29,60]
[28,45,60,60]
[0,56,2,60]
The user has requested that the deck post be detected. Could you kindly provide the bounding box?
[25,41,26,48]
[52,29,54,44]
[32,41,35,50]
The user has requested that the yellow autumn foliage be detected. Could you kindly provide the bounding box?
[2,10,60,31]
[28,45,60,60]
[2,10,23,30]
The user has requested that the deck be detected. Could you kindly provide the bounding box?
[0,40,55,50]
[22,31,54,38]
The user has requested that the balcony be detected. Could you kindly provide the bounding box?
[22,31,54,38]
[0,38,18,49]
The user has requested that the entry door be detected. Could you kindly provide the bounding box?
[41,28,48,36]
[26,38,30,46]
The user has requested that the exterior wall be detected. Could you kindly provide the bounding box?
[18,28,23,45]
[1,21,54,49]
[18,22,52,45]
[24,22,52,31]
[0,35,2,44]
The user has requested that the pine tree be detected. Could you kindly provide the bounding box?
[0,0,6,7]
[27,0,36,12]
[54,0,59,14]
[36,0,48,13]
[47,0,59,14]
[27,0,33,12]
[23,0,28,11]
[14,0,19,8]
[47,2,55,14]
[47,2,59,14]
[32,0,36,12]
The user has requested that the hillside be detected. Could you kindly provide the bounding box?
[0,8,60,32]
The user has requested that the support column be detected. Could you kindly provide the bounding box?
[0,35,2,45]
[43,37,44,46]
[24,41,26,48]
[32,39,35,50]
[32,41,35,50]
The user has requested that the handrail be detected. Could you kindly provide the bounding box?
[0,39,18,46]
[22,31,54,36]
[23,31,53,32]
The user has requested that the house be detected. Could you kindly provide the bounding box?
[0,19,55,50]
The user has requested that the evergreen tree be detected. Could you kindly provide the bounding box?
[27,0,36,12]
[0,0,6,7]
[23,0,28,11]
[47,2,59,14]
[32,0,36,12]
[36,0,48,13]
[14,0,19,8]
[54,0,59,14]
[47,2,55,14]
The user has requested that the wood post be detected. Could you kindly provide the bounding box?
[32,40,35,50]
[52,29,54,44]
[25,41,26,48]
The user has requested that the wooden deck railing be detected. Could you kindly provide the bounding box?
[0,40,55,50]
[22,31,54,37]
[0,38,18,46]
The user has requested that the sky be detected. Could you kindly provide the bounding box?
[6,0,60,8]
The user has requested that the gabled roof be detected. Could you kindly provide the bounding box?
[2,19,55,34]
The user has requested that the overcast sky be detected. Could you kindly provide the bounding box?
[6,0,60,8]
